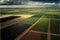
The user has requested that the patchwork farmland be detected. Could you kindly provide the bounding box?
[0,9,60,40]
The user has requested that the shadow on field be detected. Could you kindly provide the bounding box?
[1,15,42,40]
[0,16,20,23]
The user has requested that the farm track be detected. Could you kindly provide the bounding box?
[47,16,51,40]
[0,14,33,29]
[20,15,60,40]
[1,14,60,40]
[20,30,41,40]
[29,30,60,36]
[15,16,43,40]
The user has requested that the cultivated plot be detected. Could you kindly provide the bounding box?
[0,9,60,40]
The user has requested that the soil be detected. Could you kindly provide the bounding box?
[0,14,33,29]
[20,30,41,40]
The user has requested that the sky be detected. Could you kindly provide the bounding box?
[31,0,60,4]
[0,0,60,8]
[30,0,59,2]
[0,0,60,3]
[0,0,60,5]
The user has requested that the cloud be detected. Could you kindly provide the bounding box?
[30,0,60,3]
[0,0,60,5]
[0,0,30,5]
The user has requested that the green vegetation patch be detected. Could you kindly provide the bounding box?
[20,15,42,24]
[0,16,20,23]
[31,16,49,32]
[40,34,47,40]
[50,15,60,34]
[1,15,42,40]
[51,35,60,40]
[50,19,60,34]
[0,9,49,15]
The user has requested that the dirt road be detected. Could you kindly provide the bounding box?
[0,14,33,29]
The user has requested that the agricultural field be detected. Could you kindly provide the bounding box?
[30,9,60,40]
[0,9,60,40]
[0,16,20,23]
[31,15,49,32]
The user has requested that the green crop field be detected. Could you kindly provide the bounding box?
[0,9,51,15]
[40,34,47,40]
[1,9,60,40]
[31,15,49,32]
[50,15,60,34]
[51,35,60,40]
[20,15,42,24]
[0,16,20,23]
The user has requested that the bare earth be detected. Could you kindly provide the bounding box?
[20,30,41,40]
[0,14,33,29]
[1,15,60,40]
[15,16,43,40]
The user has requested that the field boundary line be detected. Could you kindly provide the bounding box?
[0,15,32,29]
[47,16,51,40]
[0,15,33,29]
[15,15,44,40]
[0,17,22,29]
[30,30,60,36]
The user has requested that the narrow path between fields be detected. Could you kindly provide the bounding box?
[47,16,51,40]
[30,30,60,36]
[20,30,41,40]
[0,14,33,29]
[15,16,44,40]
[20,16,60,40]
